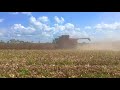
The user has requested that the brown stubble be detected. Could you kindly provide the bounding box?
[0,50,120,78]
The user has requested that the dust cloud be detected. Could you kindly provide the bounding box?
[76,41,120,51]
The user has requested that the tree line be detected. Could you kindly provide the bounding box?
[0,39,39,44]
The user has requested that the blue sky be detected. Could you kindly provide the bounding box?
[0,12,120,43]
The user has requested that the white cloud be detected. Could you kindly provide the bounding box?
[75,28,80,31]
[54,24,65,31]
[54,16,64,24]
[10,12,31,16]
[30,16,43,29]
[65,23,74,30]
[94,22,120,30]
[10,12,19,14]
[21,12,32,16]
[12,24,24,30]
[30,16,52,31]
[42,32,51,37]
[30,16,78,33]
[8,14,120,42]
[30,16,41,25]
[83,22,120,42]
[17,34,21,37]
[42,24,52,31]
[38,16,49,23]
[26,35,33,37]
[11,24,35,34]
[84,26,91,29]
[53,23,85,38]
[29,16,85,39]
[9,15,89,42]
[0,19,4,23]
[0,32,3,36]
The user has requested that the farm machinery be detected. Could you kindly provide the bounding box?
[53,35,91,49]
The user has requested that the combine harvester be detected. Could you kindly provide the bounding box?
[53,35,91,49]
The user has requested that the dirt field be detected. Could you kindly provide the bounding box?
[0,49,120,78]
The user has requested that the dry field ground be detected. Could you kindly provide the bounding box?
[0,49,120,78]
